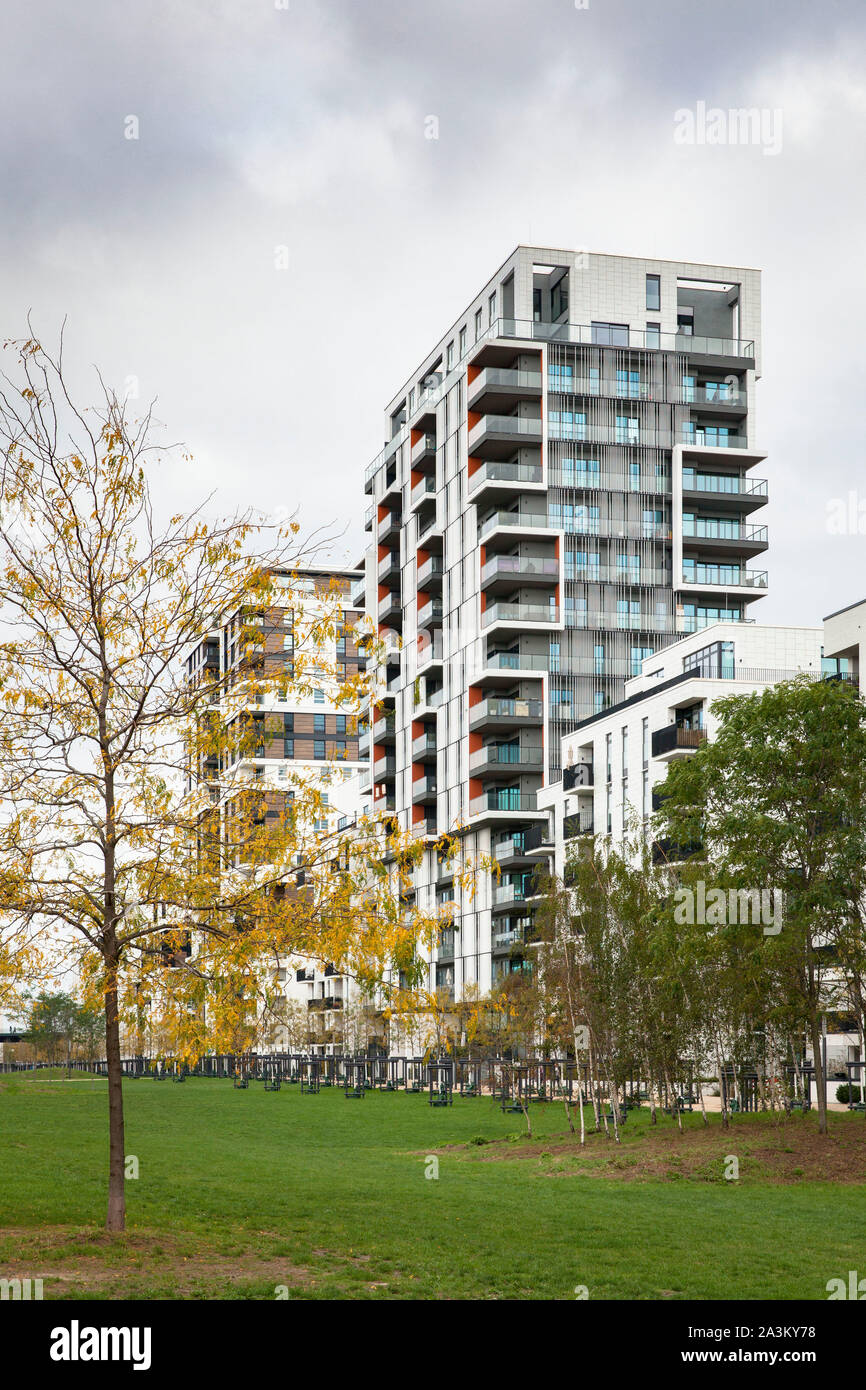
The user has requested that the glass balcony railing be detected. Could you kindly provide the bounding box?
[483,652,549,672]
[682,569,768,589]
[682,473,767,497]
[470,697,544,723]
[483,317,755,358]
[480,510,550,538]
[469,791,540,817]
[483,602,559,628]
[470,745,543,771]
[481,556,559,584]
[469,461,543,492]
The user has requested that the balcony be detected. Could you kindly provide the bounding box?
[468,413,543,458]
[682,522,768,558]
[372,712,396,743]
[413,682,447,717]
[480,651,549,685]
[417,554,444,589]
[682,428,749,450]
[682,384,747,413]
[411,776,437,803]
[483,317,755,362]
[469,696,543,732]
[373,754,397,780]
[479,510,551,543]
[562,762,593,790]
[412,731,438,759]
[492,925,525,951]
[681,568,768,591]
[492,882,530,910]
[417,814,439,837]
[410,476,437,512]
[481,554,559,592]
[378,510,401,544]
[681,473,767,509]
[417,633,444,672]
[467,791,546,825]
[651,725,707,760]
[468,367,543,411]
[563,811,594,838]
[418,511,442,541]
[417,597,443,628]
[411,432,437,466]
[482,601,560,631]
[470,744,544,778]
[351,580,366,609]
[364,505,374,533]
[378,592,402,626]
[468,461,543,504]
[378,552,400,587]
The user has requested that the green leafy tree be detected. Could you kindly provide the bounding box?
[655,675,866,1134]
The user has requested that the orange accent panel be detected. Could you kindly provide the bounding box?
[469,732,482,754]
[467,363,480,384]
[468,686,483,707]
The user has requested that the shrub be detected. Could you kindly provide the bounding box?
[835,1084,861,1104]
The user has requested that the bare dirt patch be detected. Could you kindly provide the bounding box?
[0,1225,316,1297]
[451,1114,866,1185]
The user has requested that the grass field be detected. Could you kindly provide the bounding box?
[1,1071,865,1300]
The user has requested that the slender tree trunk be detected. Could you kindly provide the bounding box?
[105,954,126,1232]
[809,1014,828,1136]
[696,1072,709,1127]
[715,1040,729,1129]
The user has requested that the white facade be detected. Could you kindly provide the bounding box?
[538,620,823,874]
[358,245,767,999]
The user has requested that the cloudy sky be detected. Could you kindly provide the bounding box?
[2,0,865,624]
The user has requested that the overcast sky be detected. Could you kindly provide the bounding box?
[2,0,865,624]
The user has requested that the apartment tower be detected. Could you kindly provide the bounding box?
[357,246,767,998]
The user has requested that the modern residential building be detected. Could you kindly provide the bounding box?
[356,245,767,997]
[536,619,826,876]
[537,610,861,1091]
[186,565,367,1054]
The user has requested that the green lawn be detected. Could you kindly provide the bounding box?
[1,1073,863,1299]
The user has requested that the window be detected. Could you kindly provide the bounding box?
[591,321,629,346]
[616,368,641,400]
[284,737,294,758]
[336,715,346,735]
[646,274,661,311]
[447,341,454,371]
[682,373,696,403]
[629,461,640,491]
[631,645,653,676]
[549,640,561,673]
[646,322,660,348]
[488,292,496,323]
[677,307,694,335]
[593,643,605,676]
[459,326,467,356]
[313,740,325,760]
[616,415,639,444]
[551,279,568,318]
[314,688,324,704]
[314,713,325,734]
[642,716,649,767]
[549,408,586,441]
[474,308,483,341]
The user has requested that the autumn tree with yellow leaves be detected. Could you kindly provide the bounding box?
[0,333,453,1232]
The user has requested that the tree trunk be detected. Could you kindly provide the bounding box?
[809,1014,828,1136]
[105,959,126,1232]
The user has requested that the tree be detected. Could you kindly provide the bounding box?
[0,333,448,1230]
[23,990,78,1066]
[656,675,866,1135]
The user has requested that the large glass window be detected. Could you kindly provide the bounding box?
[592,322,629,346]
[646,274,661,311]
